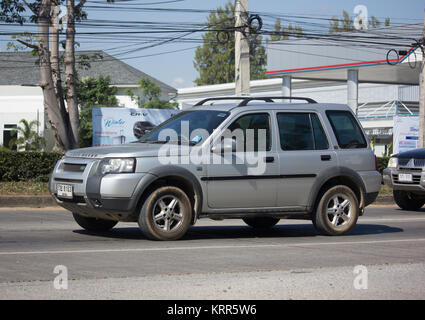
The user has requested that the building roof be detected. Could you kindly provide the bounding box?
[266,23,424,85]
[0,50,176,94]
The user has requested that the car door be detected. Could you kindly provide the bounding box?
[206,111,279,209]
[276,111,338,207]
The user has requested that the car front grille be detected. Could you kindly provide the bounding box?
[398,167,422,172]
[392,173,421,185]
[414,158,425,167]
[398,158,410,166]
[398,158,425,168]
[61,163,87,173]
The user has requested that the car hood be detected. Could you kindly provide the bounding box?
[394,148,425,159]
[65,143,192,159]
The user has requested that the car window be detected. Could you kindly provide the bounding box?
[326,111,367,149]
[227,113,271,152]
[277,113,329,151]
[311,113,329,150]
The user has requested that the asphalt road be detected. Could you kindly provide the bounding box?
[0,204,424,300]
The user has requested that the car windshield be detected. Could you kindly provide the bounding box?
[139,110,230,145]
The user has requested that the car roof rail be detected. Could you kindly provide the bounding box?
[193,97,272,106]
[237,96,317,106]
[193,96,317,106]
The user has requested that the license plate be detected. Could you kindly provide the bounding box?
[57,184,73,199]
[398,173,413,183]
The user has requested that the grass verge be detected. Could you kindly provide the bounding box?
[0,181,49,195]
[379,184,392,196]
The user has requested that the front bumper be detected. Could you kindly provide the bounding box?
[383,168,425,194]
[49,157,153,221]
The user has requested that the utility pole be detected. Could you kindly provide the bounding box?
[235,0,250,96]
[419,10,425,148]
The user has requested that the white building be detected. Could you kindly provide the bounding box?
[0,50,176,150]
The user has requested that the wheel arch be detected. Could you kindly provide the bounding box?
[133,166,203,224]
[309,167,367,215]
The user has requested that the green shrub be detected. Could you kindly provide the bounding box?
[377,156,390,174]
[0,151,63,182]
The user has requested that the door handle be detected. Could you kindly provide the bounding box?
[321,155,331,161]
[264,156,275,163]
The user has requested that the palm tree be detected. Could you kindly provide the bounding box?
[9,119,46,151]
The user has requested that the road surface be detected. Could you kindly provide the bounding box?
[0,204,424,300]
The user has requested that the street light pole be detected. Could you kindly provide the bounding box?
[235,0,250,96]
[418,10,425,148]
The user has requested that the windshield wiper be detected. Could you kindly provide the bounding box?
[165,140,197,146]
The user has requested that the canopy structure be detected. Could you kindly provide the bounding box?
[266,23,423,110]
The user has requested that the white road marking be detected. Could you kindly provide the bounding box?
[359,217,425,222]
[0,238,425,256]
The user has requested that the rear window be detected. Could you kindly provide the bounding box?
[326,110,367,149]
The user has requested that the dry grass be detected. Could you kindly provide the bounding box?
[379,184,393,196]
[0,181,49,195]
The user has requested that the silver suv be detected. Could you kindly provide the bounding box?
[49,97,382,240]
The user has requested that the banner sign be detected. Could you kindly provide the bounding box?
[92,107,180,146]
[393,116,419,154]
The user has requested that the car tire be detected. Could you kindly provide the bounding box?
[393,190,425,211]
[313,185,359,236]
[72,213,118,232]
[138,186,192,241]
[242,217,280,229]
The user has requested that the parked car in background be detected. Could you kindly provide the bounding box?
[383,148,425,210]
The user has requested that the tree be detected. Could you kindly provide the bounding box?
[126,78,178,110]
[329,10,354,33]
[385,18,390,27]
[266,18,304,43]
[77,76,118,147]
[0,0,110,151]
[329,10,390,33]
[369,16,381,29]
[268,18,283,42]
[193,1,267,85]
[9,119,46,151]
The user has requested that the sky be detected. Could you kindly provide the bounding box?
[1,0,424,89]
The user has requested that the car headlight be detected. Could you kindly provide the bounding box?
[387,157,398,169]
[99,158,135,175]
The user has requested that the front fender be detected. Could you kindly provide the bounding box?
[144,165,204,222]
